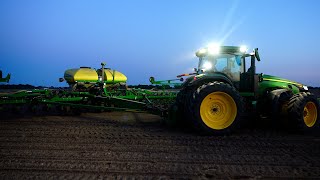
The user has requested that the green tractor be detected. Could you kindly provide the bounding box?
[175,45,319,134]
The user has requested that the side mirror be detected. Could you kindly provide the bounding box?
[254,48,261,61]
[193,68,197,72]
[59,78,64,82]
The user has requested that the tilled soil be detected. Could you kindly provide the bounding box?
[0,112,320,179]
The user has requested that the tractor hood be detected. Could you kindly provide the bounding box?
[259,74,309,95]
[262,74,304,87]
[258,74,308,96]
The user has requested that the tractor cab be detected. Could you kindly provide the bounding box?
[195,45,261,94]
[196,47,245,82]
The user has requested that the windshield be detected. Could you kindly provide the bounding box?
[198,54,244,82]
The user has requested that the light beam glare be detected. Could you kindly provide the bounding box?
[220,17,246,43]
[218,0,239,38]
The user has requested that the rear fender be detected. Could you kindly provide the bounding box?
[187,75,233,88]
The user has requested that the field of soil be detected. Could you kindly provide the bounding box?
[1,112,320,179]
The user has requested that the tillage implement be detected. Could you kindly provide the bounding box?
[1,45,319,134]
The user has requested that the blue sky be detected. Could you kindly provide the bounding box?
[1,0,320,87]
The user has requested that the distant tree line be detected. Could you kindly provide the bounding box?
[309,87,320,98]
[0,84,69,90]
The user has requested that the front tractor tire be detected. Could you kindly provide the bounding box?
[287,92,319,131]
[187,82,244,135]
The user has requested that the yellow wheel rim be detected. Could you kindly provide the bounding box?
[303,102,318,127]
[200,92,237,130]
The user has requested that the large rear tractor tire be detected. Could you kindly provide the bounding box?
[287,92,319,131]
[186,82,244,135]
[166,87,194,127]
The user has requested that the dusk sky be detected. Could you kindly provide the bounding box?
[1,0,320,87]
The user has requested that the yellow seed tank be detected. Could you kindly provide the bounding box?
[64,67,127,84]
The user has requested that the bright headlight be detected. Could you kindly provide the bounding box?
[198,48,207,54]
[240,45,247,53]
[207,43,220,55]
[203,62,212,70]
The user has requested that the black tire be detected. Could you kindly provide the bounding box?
[287,92,319,131]
[268,89,293,127]
[185,81,244,135]
[164,102,182,127]
[171,87,194,127]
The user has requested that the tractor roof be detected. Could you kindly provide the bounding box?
[196,46,246,57]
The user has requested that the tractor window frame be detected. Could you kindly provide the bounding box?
[198,54,245,82]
